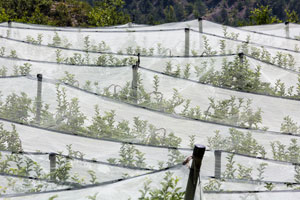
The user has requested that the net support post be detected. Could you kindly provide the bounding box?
[128,22,133,28]
[49,153,56,180]
[238,52,244,64]
[285,21,290,39]
[185,28,190,57]
[8,20,12,28]
[198,17,203,33]
[131,53,140,104]
[36,74,43,125]
[214,150,222,179]
[184,144,206,200]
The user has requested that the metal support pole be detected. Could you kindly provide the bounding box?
[185,28,190,57]
[49,153,56,180]
[285,21,290,39]
[131,54,139,104]
[184,144,206,200]
[238,52,244,64]
[198,17,203,33]
[128,22,133,28]
[36,74,43,125]
[214,150,222,179]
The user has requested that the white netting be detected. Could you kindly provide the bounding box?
[0,19,300,200]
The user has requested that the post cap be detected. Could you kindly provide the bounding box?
[49,153,57,159]
[37,74,43,81]
[285,21,289,25]
[192,144,206,159]
[185,28,190,32]
[238,52,244,57]
[198,17,203,21]
[132,64,138,69]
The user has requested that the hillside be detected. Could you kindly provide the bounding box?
[121,0,300,25]
[0,0,300,26]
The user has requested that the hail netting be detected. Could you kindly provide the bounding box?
[0,19,300,200]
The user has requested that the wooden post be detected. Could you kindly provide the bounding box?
[49,153,56,180]
[285,21,290,39]
[238,52,244,64]
[36,74,43,125]
[198,17,203,33]
[214,150,222,179]
[185,28,190,57]
[185,144,206,200]
[132,53,140,104]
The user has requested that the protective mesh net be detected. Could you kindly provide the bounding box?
[0,19,300,200]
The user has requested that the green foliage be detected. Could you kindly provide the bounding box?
[55,84,86,133]
[0,66,7,76]
[26,34,43,45]
[208,128,266,157]
[203,179,223,192]
[66,144,85,159]
[167,149,185,167]
[264,183,275,191]
[250,5,282,25]
[48,195,59,200]
[202,96,264,129]
[257,163,268,181]
[137,172,185,200]
[271,139,300,162]
[285,9,299,23]
[223,154,236,179]
[108,143,146,168]
[0,8,9,23]
[295,166,300,183]
[13,63,32,75]
[87,193,98,200]
[88,0,129,27]
[280,116,300,134]
[0,92,32,123]
[60,71,79,87]
[0,123,22,152]
[50,155,72,182]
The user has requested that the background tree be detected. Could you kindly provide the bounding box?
[88,0,130,26]
[250,5,282,25]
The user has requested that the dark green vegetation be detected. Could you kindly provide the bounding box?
[0,0,299,27]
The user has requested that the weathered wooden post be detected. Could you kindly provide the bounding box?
[49,153,56,181]
[198,17,203,33]
[285,21,290,39]
[214,150,222,179]
[185,144,206,200]
[132,53,140,104]
[185,28,190,57]
[36,74,43,125]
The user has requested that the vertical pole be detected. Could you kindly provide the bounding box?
[8,20,12,28]
[128,22,133,28]
[49,153,56,181]
[185,28,190,57]
[185,144,206,200]
[132,53,139,104]
[238,52,244,64]
[285,21,290,39]
[36,74,43,125]
[198,17,203,33]
[214,150,222,179]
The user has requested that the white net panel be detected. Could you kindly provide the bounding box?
[0,19,300,200]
